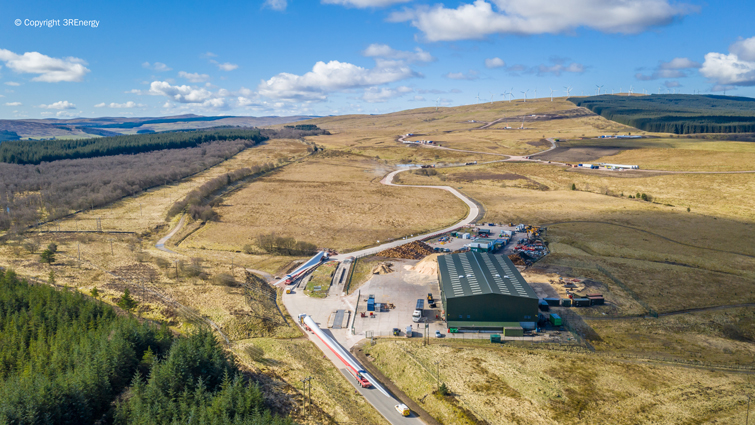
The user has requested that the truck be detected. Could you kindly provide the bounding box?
[405,325,413,337]
[412,299,424,322]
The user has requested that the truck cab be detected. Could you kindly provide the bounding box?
[412,310,422,322]
[354,372,372,388]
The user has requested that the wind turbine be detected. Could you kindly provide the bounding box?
[490,92,494,104]
[549,87,555,101]
[521,89,529,102]
[475,93,481,103]
[534,88,537,99]
[628,85,633,96]
[508,87,514,102]
[658,86,661,95]
[596,85,604,95]
[564,86,572,97]
[436,98,440,112]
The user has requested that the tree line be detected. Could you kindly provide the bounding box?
[0,129,268,165]
[570,94,755,134]
[0,270,292,424]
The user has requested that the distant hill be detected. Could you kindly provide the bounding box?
[569,94,755,134]
[0,114,318,140]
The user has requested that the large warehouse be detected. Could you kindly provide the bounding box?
[437,252,539,331]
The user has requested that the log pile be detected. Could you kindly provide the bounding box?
[377,241,435,260]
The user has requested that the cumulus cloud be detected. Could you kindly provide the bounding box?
[361,85,413,103]
[5,102,21,106]
[40,100,76,109]
[485,57,505,68]
[142,62,172,72]
[147,81,216,103]
[178,71,210,83]
[210,60,238,71]
[322,0,411,8]
[263,0,287,11]
[635,57,700,80]
[0,49,89,82]
[444,70,479,80]
[55,110,81,118]
[389,0,697,42]
[363,44,435,63]
[94,101,144,108]
[535,62,584,76]
[701,37,755,86]
[258,59,418,101]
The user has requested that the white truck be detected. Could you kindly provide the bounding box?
[412,299,424,323]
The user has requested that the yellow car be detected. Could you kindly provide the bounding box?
[394,403,411,417]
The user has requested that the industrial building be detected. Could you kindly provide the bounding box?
[437,252,539,332]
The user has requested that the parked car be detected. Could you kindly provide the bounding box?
[435,330,444,338]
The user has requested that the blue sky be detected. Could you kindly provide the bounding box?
[1,0,755,119]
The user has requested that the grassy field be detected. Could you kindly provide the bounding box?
[41,138,311,235]
[305,260,337,298]
[182,150,468,253]
[363,339,753,425]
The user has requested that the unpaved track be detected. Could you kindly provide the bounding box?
[156,215,186,254]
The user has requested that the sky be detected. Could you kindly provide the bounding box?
[1,0,755,119]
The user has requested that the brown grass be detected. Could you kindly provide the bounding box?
[363,339,754,425]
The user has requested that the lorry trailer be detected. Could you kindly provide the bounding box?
[412,299,424,322]
[302,315,394,396]
[283,251,329,284]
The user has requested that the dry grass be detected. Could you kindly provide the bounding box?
[363,339,754,425]
[183,151,468,252]
[42,139,311,235]
[234,337,388,425]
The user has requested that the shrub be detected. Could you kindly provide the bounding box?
[213,273,237,287]
[118,288,138,312]
[39,249,55,264]
[47,242,58,253]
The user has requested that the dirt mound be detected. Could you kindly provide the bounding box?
[377,241,435,260]
[371,262,394,274]
[411,254,439,276]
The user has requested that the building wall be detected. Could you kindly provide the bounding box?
[446,294,538,323]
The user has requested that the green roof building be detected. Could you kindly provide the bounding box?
[437,252,538,331]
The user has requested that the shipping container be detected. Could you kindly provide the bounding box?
[561,298,572,307]
[588,296,605,305]
[490,334,501,343]
[538,300,550,312]
[544,298,561,306]
[549,314,562,326]
[574,298,591,307]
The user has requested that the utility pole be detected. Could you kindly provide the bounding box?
[173,259,179,279]
[301,376,313,417]
[140,203,143,218]
[109,238,114,255]
[747,394,751,425]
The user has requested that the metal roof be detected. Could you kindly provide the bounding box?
[437,252,538,300]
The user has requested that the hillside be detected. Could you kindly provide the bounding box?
[570,94,755,134]
[0,114,317,140]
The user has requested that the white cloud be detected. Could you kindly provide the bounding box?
[659,57,701,70]
[178,71,210,83]
[701,38,755,86]
[210,60,238,71]
[535,62,585,76]
[362,44,435,63]
[263,0,287,11]
[258,59,418,101]
[729,37,755,62]
[700,52,755,86]
[0,49,89,82]
[148,81,214,103]
[322,0,411,8]
[201,52,217,59]
[635,57,700,80]
[444,70,479,80]
[409,95,426,101]
[4,82,20,86]
[5,102,21,106]
[39,100,76,109]
[390,0,697,42]
[56,110,81,118]
[94,101,144,108]
[664,80,681,88]
[485,57,505,68]
[142,62,172,72]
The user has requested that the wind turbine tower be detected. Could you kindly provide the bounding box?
[475,93,481,103]
[490,92,494,104]
[521,89,529,102]
[564,86,572,97]
[549,87,555,101]
[436,98,440,112]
